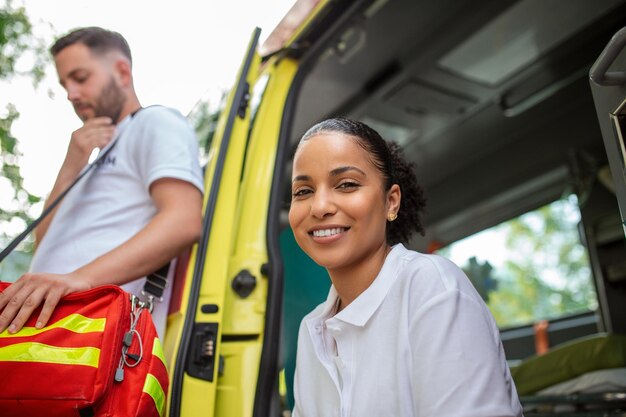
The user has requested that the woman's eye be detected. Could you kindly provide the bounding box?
[292,188,312,198]
[337,181,360,190]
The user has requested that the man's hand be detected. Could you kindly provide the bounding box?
[34,117,116,246]
[64,117,116,174]
[2,180,202,335]
[0,273,91,334]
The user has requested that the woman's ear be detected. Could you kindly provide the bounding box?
[387,184,401,215]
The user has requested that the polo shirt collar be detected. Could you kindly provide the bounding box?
[332,243,407,327]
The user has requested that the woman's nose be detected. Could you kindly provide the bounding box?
[310,188,336,219]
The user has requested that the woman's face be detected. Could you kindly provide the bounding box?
[289,132,400,272]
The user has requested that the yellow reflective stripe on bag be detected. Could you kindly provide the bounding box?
[143,373,166,417]
[0,314,106,338]
[152,337,166,366]
[0,342,100,367]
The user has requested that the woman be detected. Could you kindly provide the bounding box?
[289,118,523,417]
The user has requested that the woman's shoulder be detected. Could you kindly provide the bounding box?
[391,244,477,299]
[392,245,463,278]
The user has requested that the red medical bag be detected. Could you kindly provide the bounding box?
[0,283,168,417]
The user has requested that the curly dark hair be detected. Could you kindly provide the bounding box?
[50,27,132,63]
[300,117,427,245]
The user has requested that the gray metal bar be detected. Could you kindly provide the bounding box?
[590,26,626,86]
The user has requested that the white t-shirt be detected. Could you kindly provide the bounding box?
[30,106,204,337]
[292,244,523,417]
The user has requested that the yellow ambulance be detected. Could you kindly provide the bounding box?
[164,0,626,415]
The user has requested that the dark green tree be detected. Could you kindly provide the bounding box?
[462,256,497,302]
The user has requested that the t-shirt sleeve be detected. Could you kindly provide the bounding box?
[134,107,204,193]
[408,257,523,417]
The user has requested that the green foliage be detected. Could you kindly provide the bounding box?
[1,103,40,227]
[189,97,223,158]
[1,0,46,272]
[439,197,597,329]
[462,256,498,302]
[0,0,31,78]
[0,0,46,82]
[485,199,596,328]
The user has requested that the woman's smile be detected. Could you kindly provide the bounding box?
[309,226,350,242]
[289,132,397,272]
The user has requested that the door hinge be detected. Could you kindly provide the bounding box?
[237,82,251,119]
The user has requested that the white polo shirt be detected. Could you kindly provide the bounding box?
[30,106,204,337]
[292,244,523,417]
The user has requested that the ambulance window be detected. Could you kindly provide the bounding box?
[436,194,598,329]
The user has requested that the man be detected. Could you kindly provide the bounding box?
[0,27,204,337]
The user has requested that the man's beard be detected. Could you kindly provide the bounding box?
[91,76,126,124]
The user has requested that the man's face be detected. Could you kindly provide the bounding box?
[54,42,126,123]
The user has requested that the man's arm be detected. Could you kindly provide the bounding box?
[36,117,115,245]
[0,178,202,333]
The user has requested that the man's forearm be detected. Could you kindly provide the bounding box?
[0,179,202,334]
[72,209,200,288]
[70,182,203,288]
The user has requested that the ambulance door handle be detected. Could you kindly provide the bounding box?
[231,269,257,298]
[186,322,219,382]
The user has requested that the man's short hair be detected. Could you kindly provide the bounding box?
[50,27,132,63]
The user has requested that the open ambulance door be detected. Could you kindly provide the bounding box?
[589,27,626,334]
[164,28,261,417]
[164,22,301,416]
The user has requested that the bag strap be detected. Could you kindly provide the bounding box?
[144,263,169,300]
[0,141,118,264]
[0,108,168,303]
